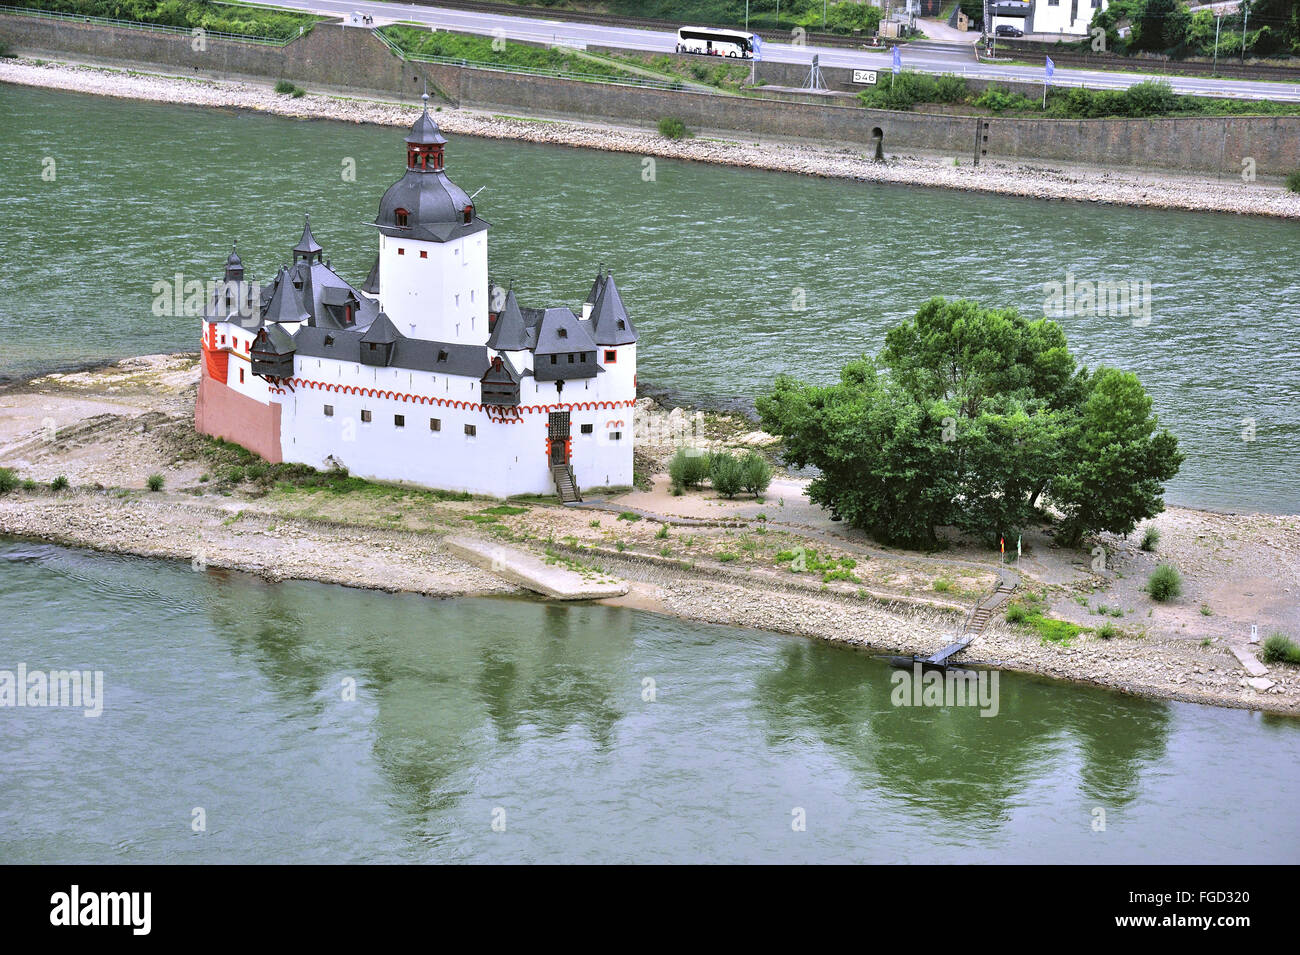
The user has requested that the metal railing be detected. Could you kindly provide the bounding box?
[0,3,305,46]
[377,29,708,93]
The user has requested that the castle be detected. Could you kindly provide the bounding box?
[195,97,638,501]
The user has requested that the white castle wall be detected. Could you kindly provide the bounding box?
[378,231,489,344]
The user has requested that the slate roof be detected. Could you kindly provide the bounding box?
[485,289,529,351]
[360,312,400,345]
[293,324,490,379]
[532,307,598,356]
[406,95,448,146]
[293,216,323,258]
[361,254,380,295]
[261,268,312,325]
[375,169,487,243]
[255,324,296,354]
[588,272,638,346]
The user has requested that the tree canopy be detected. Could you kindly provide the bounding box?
[755,298,1183,549]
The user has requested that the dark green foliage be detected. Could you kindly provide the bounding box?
[381,25,629,79]
[274,79,295,94]
[668,448,710,490]
[13,0,318,41]
[289,86,306,98]
[757,297,1182,549]
[1145,563,1183,602]
[709,451,745,498]
[739,451,773,497]
[657,117,690,139]
[146,473,164,491]
[1261,633,1300,664]
[1287,170,1300,193]
[1140,525,1161,551]
[0,468,17,493]
[50,475,69,491]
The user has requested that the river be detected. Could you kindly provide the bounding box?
[0,84,1297,512]
[1,540,1297,864]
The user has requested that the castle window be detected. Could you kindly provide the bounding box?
[568,354,575,364]
[239,368,245,383]
[609,431,622,441]
[394,414,405,428]
[550,355,557,365]
[437,350,448,362]
[361,410,372,423]
[397,248,405,256]
[324,335,335,346]
[395,209,409,228]
[430,418,441,431]
[464,424,477,437]
[581,424,593,435]
[324,405,334,417]
[617,320,626,330]
[580,353,587,363]
[558,328,567,339]
[420,250,427,259]
[605,350,617,363]
[463,205,473,224]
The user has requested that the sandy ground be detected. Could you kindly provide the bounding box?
[3,56,1300,218]
[1,355,1297,714]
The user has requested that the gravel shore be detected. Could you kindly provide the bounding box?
[2,355,1297,714]
[4,57,1300,218]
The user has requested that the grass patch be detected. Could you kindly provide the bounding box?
[1261,633,1300,665]
[380,25,632,81]
[146,473,164,492]
[932,576,954,593]
[1140,526,1161,551]
[1145,563,1183,602]
[1005,598,1087,645]
[1286,169,1300,194]
[0,468,17,494]
[10,0,320,41]
[50,475,69,491]
[657,116,691,139]
[617,511,641,522]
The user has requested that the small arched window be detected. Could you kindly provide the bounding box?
[395,208,409,228]
[462,205,473,225]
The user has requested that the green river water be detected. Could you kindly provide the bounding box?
[0,540,1297,864]
[0,84,1297,512]
[1,84,1298,864]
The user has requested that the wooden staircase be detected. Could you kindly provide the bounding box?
[552,464,582,503]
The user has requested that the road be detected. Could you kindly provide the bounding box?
[277,0,1300,102]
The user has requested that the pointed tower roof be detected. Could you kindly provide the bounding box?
[406,93,447,145]
[224,242,244,276]
[486,289,530,351]
[584,267,606,306]
[293,214,323,260]
[589,272,637,345]
[360,311,401,345]
[361,253,380,295]
[263,267,312,325]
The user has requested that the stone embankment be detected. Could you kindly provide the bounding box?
[3,58,1299,218]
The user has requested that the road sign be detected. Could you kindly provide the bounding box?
[853,69,878,85]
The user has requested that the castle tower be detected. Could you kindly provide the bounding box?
[374,95,489,345]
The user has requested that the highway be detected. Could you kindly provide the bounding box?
[273,0,1300,102]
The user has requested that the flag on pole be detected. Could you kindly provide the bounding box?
[1000,536,1005,555]
[892,45,901,75]
[752,33,763,61]
[1045,56,1055,81]
[1042,56,1054,108]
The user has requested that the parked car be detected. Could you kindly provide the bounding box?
[995,24,1024,37]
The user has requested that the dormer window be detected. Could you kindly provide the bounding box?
[394,208,409,228]
[557,328,567,339]
[617,319,626,330]
[462,205,473,224]
[437,349,448,362]
[324,335,335,346]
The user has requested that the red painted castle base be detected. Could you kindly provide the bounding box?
[195,374,283,464]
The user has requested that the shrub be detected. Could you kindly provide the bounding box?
[617,511,640,522]
[655,525,669,539]
[1005,603,1029,624]
[1261,633,1300,665]
[1096,622,1120,640]
[740,451,773,497]
[0,467,16,493]
[146,474,164,492]
[933,577,954,593]
[1145,563,1183,602]
[21,479,37,491]
[1140,525,1161,551]
[668,448,710,490]
[290,86,306,98]
[657,117,690,139]
[710,451,745,499]
[1286,170,1300,194]
[274,79,295,94]
[50,475,69,491]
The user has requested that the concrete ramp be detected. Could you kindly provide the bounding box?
[443,536,627,600]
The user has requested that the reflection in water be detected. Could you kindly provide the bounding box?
[0,540,1296,864]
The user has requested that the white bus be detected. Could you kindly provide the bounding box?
[675,26,757,58]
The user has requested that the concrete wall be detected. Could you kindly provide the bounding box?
[196,371,283,463]
[3,14,1298,175]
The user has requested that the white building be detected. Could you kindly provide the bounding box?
[992,0,1105,38]
[195,98,638,501]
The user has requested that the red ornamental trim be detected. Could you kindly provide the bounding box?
[284,377,634,416]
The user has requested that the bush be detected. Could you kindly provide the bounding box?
[146,473,164,492]
[0,467,16,493]
[740,451,772,497]
[50,475,68,491]
[668,447,710,490]
[290,86,306,98]
[1261,633,1300,665]
[274,79,295,94]
[1005,603,1029,624]
[1145,563,1183,602]
[657,117,690,139]
[21,479,37,491]
[709,451,745,499]
[1096,622,1120,640]
[1140,525,1161,551]
[1286,170,1300,194]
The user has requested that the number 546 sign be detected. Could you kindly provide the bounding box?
[853,69,878,85]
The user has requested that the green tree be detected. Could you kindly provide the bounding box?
[1131,0,1193,52]
[1051,367,1184,545]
